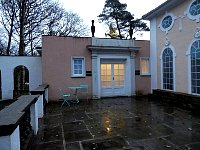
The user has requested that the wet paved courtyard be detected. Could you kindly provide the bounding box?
[32,97,200,150]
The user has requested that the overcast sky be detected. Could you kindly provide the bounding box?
[57,0,167,40]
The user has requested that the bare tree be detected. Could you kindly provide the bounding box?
[0,0,89,56]
[16,0,57,55]
[42,4,65,36]
[0,39,6,55]
[24,0,57,55]
[60,11,89,37]
[0,0,18,55]
[43,9,89,37]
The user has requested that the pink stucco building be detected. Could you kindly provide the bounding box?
[42,36,150,101]
[143,0,200,96]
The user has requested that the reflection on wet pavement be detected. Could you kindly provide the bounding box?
[32,97,200,150]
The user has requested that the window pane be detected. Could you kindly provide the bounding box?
[73,58,83,76]
[101,70,106,75]
[119,70,124,75]
[162,48,173,90]
[107,75,112,81]
[114,64,119,69]
[191,40,200,94]
[107,64,111,70]
[114,76,119,81]
[78,70,82,74]
[74,70,78,74]
[119,64,124,69]
[101,64,106,70]
[101,75,106,81]
[78,65,82,69]
[141,58,150,75]
[101,64,112,87]
[114,70,119,75]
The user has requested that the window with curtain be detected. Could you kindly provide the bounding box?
[140,57,150,75]
[191,40,200,94]
[162,48,174,90]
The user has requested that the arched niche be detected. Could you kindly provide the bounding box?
[13,65,29,99]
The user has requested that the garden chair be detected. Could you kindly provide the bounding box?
[59,88,70,107]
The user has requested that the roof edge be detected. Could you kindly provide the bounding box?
[142,0,186,20]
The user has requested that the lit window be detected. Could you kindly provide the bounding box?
[162,48,174,90]
[71,57,85,77]
[140,57,150,75]
[191,40,200,94]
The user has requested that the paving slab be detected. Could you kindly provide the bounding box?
[81,136,129,150]
[32,97,200,150]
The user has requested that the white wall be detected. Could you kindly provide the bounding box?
[0,56,42,99]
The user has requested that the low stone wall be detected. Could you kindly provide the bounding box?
[149,89,200,113]
[0,95,39,150]
[0,84,49,150]
[0,99,15,111]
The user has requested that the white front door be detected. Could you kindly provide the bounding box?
[101,63,125,97]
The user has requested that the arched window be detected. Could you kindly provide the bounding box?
[191,40,200,94]
[162,48,174,90]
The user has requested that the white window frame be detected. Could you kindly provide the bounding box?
[158,12,176,33]
[160,45,176,91]
[71,56,85,77]
[187,39,200,95]
[140,57,151,76]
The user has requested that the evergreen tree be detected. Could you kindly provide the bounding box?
[98,0,149,39]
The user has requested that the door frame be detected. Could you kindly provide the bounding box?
[89,39,138,99]
[100,60,126,97]
[95,55,132,98]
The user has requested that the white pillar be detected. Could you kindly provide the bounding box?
[45,88,48,103]
[30,103,38,135]
[37,95,43,118]
[150,18,157,92]
[0,126,20,150]
[130,52,136,95]
[91,53,99,99]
